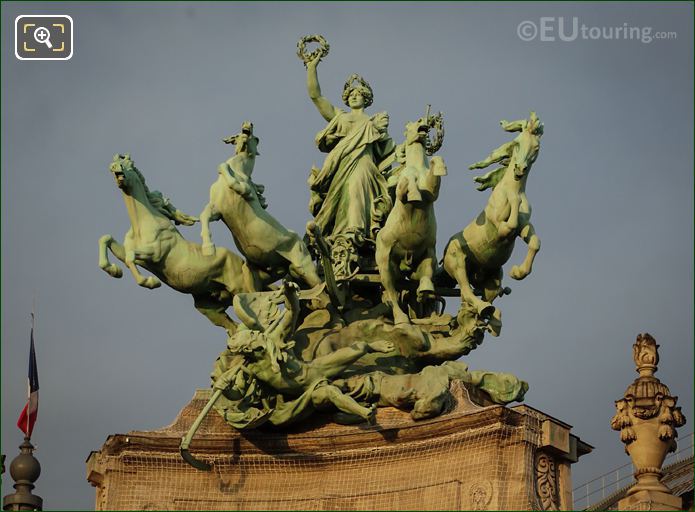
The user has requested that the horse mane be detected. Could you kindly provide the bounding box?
[117,155,184,223]
[147,189,184,222]
[473,163,508,191]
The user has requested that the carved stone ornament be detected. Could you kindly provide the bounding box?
[535,451,559,511]
[610,333,686,496]
[469,479,493,511]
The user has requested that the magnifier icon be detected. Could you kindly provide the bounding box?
[34,26,53,49]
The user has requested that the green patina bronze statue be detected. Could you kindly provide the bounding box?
[199,121,324,292]
[99,154,259,335]
[335,361,528,420]
[376,111,446,325]
[99,35,543,471]
[215,282,393,426]
[442,112,543,336]
[303,36,395,279]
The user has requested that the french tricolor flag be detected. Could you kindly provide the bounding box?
[17,320,39,438]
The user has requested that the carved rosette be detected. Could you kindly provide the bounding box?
[535,451,559,511]
[610,333,686,496]
[468,480,493,511]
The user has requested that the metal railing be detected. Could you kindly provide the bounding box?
[572,431,693,510]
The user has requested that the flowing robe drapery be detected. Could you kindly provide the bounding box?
[308,111,394,240]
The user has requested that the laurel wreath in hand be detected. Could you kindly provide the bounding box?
[297,35,330,66]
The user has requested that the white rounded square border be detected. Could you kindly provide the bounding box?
[15,14,74,61]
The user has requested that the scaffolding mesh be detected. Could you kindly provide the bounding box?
[89,388,545,511]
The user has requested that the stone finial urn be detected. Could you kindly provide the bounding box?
[610,333,686,496]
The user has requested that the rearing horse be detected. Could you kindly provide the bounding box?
[200,122,322,290]
[98,154,259,335]
[442,112,543,335]
[376,113,446,325]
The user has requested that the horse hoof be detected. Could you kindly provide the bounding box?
[509,266,528,280]
[479,304,496,319]
[202,243,216,256]
[417,278,435,302]
[105,264,123,278]
[487,315,502,337]
[143,277,161,289]
[417,291,436,303]
[417,285,436,303]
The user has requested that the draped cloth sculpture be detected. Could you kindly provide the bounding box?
[304,38,395,280]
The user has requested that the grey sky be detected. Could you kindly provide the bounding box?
[1,2,693,509]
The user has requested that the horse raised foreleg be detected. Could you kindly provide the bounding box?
[193,294,238,336]
[376,240,409,325]
[200,202,222,256]
[442,238,495,319]
[419,157,446,200]
[509,222,540,280]
[219,163,253,199]
[498,192,520,238]
[124,245,161,289]
[395,175,413,203]
[98,235,124,278]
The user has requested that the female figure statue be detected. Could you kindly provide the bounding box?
[305,53,395,278]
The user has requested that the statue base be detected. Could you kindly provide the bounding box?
[86,384,591,510]
[618,490,683,511]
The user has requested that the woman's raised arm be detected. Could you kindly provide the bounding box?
[307,56,336,122]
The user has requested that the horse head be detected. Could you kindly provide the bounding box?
[110,153,144,193]
[403,117,430,148]
[511,112,543,180]
[223,121,260,157]
[402,109,444,155]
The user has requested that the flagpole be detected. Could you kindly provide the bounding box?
[27,300,35,441]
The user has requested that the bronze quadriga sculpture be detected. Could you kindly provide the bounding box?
[98,35,541,470]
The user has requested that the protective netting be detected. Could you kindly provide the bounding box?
[88,388,545,511]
